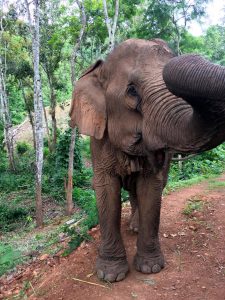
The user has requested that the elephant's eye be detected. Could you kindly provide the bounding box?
[127,84,139,97]
[126,84,142,112]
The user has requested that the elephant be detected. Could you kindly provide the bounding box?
[69,38,225,282]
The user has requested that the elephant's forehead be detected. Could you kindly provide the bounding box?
[104,39,173,80]
[107,39,172,62]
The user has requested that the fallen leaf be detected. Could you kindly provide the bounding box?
[39,254,49,261]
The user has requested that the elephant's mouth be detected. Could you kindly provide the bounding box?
[123,131,146,156]
[121,132,146,157]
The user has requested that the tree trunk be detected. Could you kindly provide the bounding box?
[102,0,119,52]
[66,0,86,215]
[66,128,76,215]
[42,102,51,151]
[70,0,86,86]
[26,0,44,227]
[0,6,16,172]
[49,81,57,150]
[0,64,16,171]
[35,176,43,226]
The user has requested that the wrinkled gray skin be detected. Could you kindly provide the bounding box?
[70,39,225,282]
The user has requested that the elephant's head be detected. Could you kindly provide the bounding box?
[70,39,225,155]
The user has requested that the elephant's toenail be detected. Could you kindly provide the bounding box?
[116,273,126,282]
[105,273,116,282]
[142,265,151,273]
[152,264,161,273]
[97,270,104,279]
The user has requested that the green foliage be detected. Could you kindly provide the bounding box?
[182,197,204,216]
[80,136,91,160]
[6,76,26,125]
[133,0,209,47]
[208,179,225,189]
[16,141,31,155]
[180,30,205,54]
[62,187,97,255]
[42,128,84,201]
[0,201,33,232]
[203,25,225,65]
[0,170,33,193]
[121,188,129,202]
[169,144,225,183]
[73,187,98,227]
[0,243,23,276]
[55,128,82,172]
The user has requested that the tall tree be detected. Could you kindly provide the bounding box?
[25,0,44,227]
[135,0,209,54]
[66,0,86,216]
[0,0,16,171]
[203,25,225,65]
[102,0,119,51]
[40,0,64,151]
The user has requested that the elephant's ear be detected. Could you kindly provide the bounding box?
[69,60,106,140]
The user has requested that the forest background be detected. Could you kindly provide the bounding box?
[0,0,225,277]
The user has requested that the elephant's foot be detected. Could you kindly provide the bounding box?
[129,209,139,233]
[96,256,129,282]
[134,251,164,274]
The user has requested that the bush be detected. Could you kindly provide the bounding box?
[16,141,31,155]
[169,143,225,182]
[43,128,84,202]
[81,136,91,160]
[73,187,98,228]
[55,128,82,172]
[0,200,34,231]
[0,243,23,276]
[62,187,98,256]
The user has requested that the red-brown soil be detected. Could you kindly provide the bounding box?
[2,176,225,300]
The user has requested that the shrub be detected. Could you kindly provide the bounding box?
[73,187,98,228]
[0,201,33,231]
[0,243,23,276]
[16,141,31,155]
[43,128,84,202]
[169,143,225,182]
[62,187,98,256]
[55,128,82,172]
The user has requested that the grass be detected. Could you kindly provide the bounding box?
[207,179,225,189]
[182,196,204,216]
[0,243,23,276]
[0,214,75,276]
[164,173,219,195]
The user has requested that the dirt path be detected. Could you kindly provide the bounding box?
[3,176,225,300]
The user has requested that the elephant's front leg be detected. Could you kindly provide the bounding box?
[94,173,129,282]
[134,172,165,274]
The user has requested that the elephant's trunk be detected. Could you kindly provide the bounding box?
[162,55,225,120]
